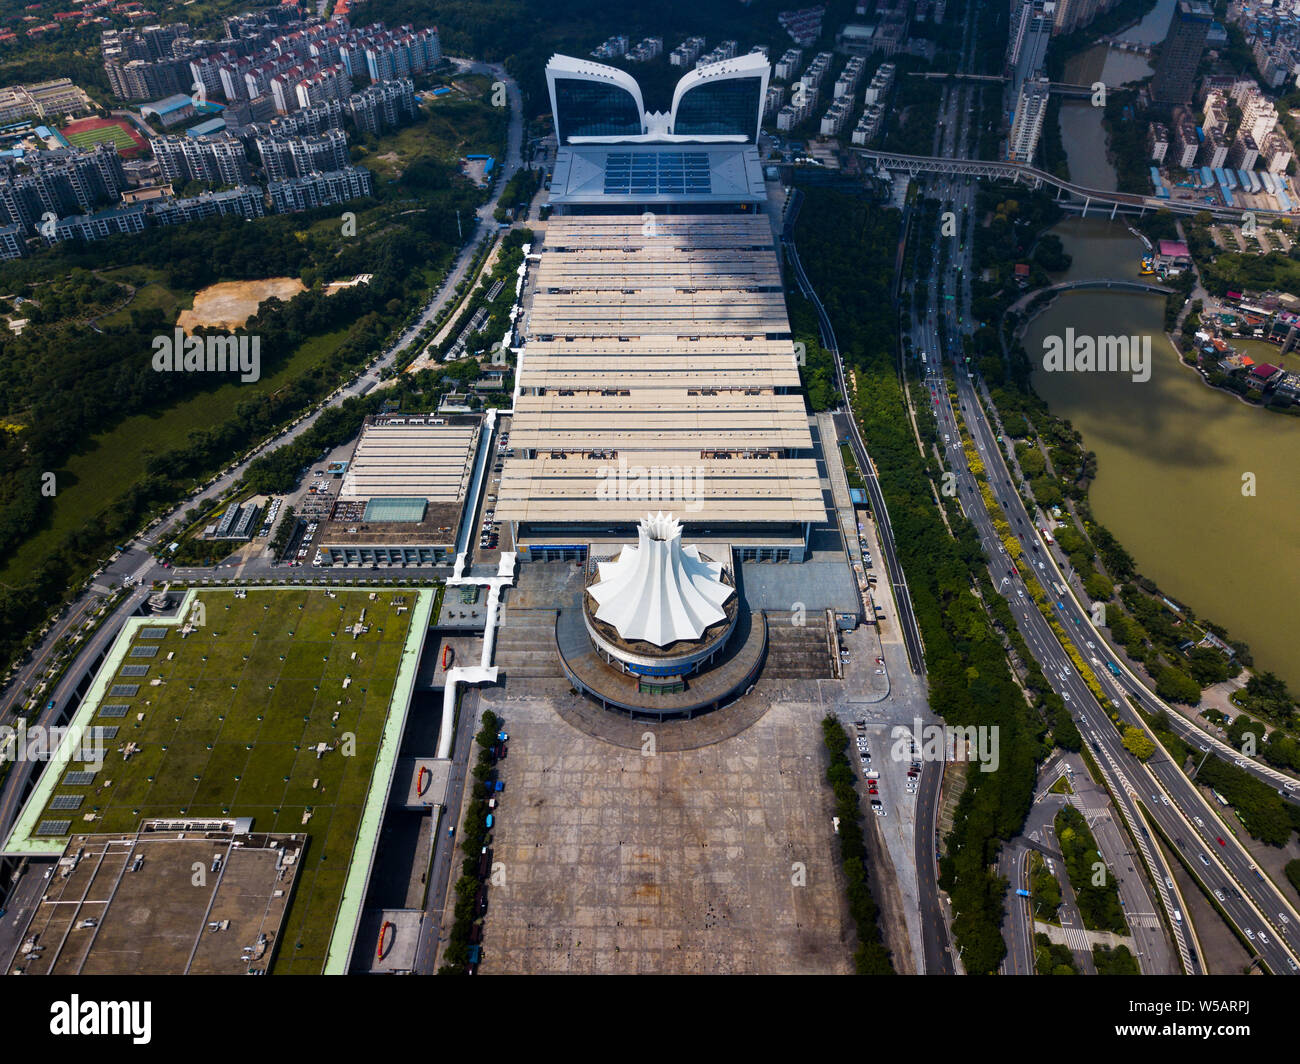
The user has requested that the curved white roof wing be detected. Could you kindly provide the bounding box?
[669,51,770,142]
[546,54,646,142]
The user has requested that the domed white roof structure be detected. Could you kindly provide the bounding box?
[587,512,734,647]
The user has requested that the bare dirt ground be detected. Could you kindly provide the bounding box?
[177,278,306,331]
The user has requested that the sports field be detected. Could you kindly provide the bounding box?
[18,588,422,974]
[61,117,146,157]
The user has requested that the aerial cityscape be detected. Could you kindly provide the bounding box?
[0,0,1296,1019]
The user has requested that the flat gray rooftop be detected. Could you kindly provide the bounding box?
[735,557,859,614]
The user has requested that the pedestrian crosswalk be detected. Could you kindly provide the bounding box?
[1061,925,1091,952]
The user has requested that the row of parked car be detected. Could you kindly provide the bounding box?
[855,723,885,818]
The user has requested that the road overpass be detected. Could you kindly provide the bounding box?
[904,71,1097,97]
[1009,278,1175,316]
[853,148,1288,223]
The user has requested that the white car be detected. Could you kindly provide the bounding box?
[1194,816,1204,827]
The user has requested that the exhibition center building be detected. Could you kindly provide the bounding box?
[497,54,826,565]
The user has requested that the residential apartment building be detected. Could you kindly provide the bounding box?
[257,128,349,181]
[348,77,417,133]
[1151,0,1213,105]
[1008,76,1050,163]
[1148,122,1170,163]
[1171,107,1200,168]
[267,165,373,212]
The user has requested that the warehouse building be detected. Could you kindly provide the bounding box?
[315,415,483,566]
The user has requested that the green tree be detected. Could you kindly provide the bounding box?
[1121,726,1155,761]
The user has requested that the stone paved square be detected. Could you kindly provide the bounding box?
[478,693,853,974]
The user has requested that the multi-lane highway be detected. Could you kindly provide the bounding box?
[915,111,1300,971]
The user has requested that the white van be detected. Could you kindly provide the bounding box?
[864,771,880,780]
[1173,909,1183,923]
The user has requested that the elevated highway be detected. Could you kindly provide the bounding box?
[854,148,1287,223]
[904,71,1098,97]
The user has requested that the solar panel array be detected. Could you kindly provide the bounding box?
[129,645,159,658]
[109,685,139,698]
[120,665,149,677]
[603,151,712,196]
[36,820,70,835]
[99,704,128,718]
[49,794,84,811]
[63,770,98,786]
[139,627,167,639]
[89,726,119,741]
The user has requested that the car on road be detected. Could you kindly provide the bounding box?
[1214,889,1225,901]
[1198,853,1210,866]
[1216,837,1226,846]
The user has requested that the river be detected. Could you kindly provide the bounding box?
[1022,11,1300,691]
[1022,218,1300,692]
[1057,42,1159,191]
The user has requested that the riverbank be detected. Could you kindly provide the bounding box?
[1015,270,1300,694]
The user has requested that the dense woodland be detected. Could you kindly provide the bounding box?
[0,91,501,670]
[794,188,1049,974]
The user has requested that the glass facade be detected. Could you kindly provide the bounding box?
[673,76,763,140]
[554,78,642,142]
